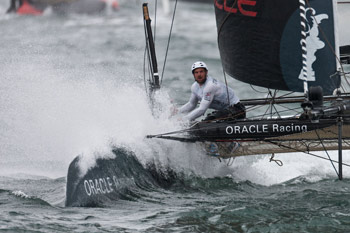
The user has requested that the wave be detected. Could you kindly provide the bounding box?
[0,189,52,207]
[66,146,183,207]
[65,146,272,207]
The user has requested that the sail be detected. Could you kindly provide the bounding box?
[215,0,340,95]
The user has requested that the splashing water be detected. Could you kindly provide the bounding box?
[1,1,349,185]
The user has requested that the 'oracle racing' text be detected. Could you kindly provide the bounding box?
[83,176,134,196]
[225,123,307,134]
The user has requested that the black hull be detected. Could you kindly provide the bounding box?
[191,117,350,157]
[66,148,178,207]
[190,117,350,141]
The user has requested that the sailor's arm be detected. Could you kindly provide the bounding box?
[183,99,211,121]
[184,87,214,121]
[179,93,198,113]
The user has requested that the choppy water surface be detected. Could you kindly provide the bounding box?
[1,1,350,232]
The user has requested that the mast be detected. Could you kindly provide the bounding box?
[143,3,160,93]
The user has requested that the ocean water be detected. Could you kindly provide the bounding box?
[1,1,350,232]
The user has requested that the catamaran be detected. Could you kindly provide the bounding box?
[65,0,350,207]
[146,0,350,179]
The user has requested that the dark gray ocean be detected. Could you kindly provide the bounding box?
[1,1,350,232]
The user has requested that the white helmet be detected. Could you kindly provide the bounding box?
[191,61,208,73]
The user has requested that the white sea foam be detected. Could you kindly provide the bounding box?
[12,190,30,199]
[230,150,350,186]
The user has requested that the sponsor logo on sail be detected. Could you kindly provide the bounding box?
[298,8,328,82]
[215,0,258,17]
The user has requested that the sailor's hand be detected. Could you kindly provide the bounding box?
[170,106,179,117]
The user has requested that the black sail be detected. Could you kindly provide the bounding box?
[215,0,339,95]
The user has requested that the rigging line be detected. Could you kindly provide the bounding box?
[257,89,275,117]
[266,89,274,105]
[240,105,269,120]
[148,135,199,142]
[244,104,263,115]
[149,118,243,136]
[148,125,200,137]
[276,106,303,116]
[253,91,299,104]
[256,91,304,118]
[217,0,238,42]
[315,129,339,176]
[265,140,350,168]
[223,70,230,106]
[240,92,350,102]
[270,90,279,117]
[305,0,347,83]
[274,104,303,114]
[262,102,273,118]
[265,90,274,117]
[250,84,267,94]
[244,105,302,119]
[343,139,350,147]
[160,0,178,85]
[330,71,347,94]
[216,0,238,106]
[271,103,282,118]
[275,91,298,99]
[270,154,283,166]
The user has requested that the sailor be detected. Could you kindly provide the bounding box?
[178,61,245,122]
